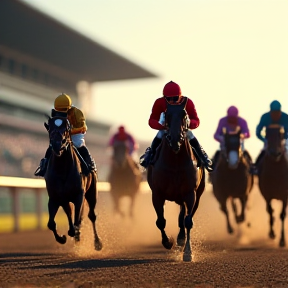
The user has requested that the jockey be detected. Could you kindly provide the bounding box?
[139,81,213,172]
[254,100,288,172]
[108,125,137,155]
[34,93,96,177]
[211,105,253,170]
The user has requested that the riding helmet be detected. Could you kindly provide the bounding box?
[163,81,182,97]
[270,100,281,111]
[54,93,72,112]
[227,106,239,117]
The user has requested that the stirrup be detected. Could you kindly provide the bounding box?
[139,148,152,168]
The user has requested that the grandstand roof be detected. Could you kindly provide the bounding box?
[0,0,157,82]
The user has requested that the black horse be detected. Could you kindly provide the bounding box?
[108,140,142,217]
[44,114,102,250]
[211,127,254,234]
[258,125,288,247]
[147,98,205,262]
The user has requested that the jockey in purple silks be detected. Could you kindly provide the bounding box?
[211,105,254,173]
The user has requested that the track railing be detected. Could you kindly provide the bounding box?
[0,176,149,232]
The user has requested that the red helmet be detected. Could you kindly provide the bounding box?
[163,81,182,97]
[118,125,125,132]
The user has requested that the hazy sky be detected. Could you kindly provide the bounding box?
[22,0,288,159]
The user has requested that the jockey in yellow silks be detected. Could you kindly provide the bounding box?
[34,93,96,177]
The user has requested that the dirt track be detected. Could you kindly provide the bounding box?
[1,183,288,288]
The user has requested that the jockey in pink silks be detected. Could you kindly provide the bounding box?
[108,125,137,156]
[212,105,254,172]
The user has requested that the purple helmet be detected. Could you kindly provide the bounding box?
[227,106,239,117]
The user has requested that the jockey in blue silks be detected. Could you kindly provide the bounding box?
[254,100,288,173]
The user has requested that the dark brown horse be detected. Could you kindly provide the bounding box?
[258,125,288,247]
[44,115,102,250]
[147,99,205,262]
[108,140,142,217]
[211,127,254,234]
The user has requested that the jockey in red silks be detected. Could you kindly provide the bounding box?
[139,81,213,172]
[108,125,137,156]
[211,105,253,171]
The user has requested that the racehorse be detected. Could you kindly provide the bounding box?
[211,127,254,234]
[147,98,205,262]
[108,140,142,217]
[44,114,102,250]
[257,124,288,247]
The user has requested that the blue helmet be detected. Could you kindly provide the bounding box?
[270,100,281,111]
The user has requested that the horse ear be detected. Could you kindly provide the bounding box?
[44,122,49,131]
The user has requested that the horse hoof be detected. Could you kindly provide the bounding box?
[56,235,67,244]
[279,239,286,247]
[269,231,276,239]
[228,227,234,234]
[183,252,192,262]
[176,238,185,247]
[162,236,174,250]
[95,238,103,251]
[68,229,75,237]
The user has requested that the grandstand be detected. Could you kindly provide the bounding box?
[0,0,155,180]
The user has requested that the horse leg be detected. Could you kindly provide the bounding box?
[47,199,66,244]
[182,193,196,262]
[266,201,275,239]
[86,183,102,251]
[152,193,174,249]
[235,196,247,224]
[129,195,135,219]
[73,192,85,243]
[177,204,186,247]
[112,192,124,217]
[62,203,75,238]
[279,200,287,247]
[220,199,233,234]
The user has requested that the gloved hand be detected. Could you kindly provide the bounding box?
[185,115,190,127]
[158,112,165,126]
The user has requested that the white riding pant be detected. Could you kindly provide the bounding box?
[71,133,86,148]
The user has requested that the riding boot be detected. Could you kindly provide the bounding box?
[78,146,97,174]
[77,146,97,174]
[34,145,52,177]
[140,136,162,168]
[189,137,213,172]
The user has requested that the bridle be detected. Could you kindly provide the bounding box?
[48,117,71,154]
[164,99,189,153]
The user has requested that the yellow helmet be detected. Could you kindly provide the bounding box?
[54,93,72,112]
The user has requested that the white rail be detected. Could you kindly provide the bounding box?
[0,176,150,232]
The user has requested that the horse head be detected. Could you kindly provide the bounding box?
[112,140,129,168]
[222,126,243,169]
[265,124,285,161]
[46,116,71,157]
[165,100,189,153]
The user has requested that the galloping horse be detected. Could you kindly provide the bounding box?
[108,140,142,217]
[147,98,205,262]
[258,125,288,247]
[44,113,102,250]
[211,127,253,234]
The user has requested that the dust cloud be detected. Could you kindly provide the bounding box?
[54,179,287,260]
